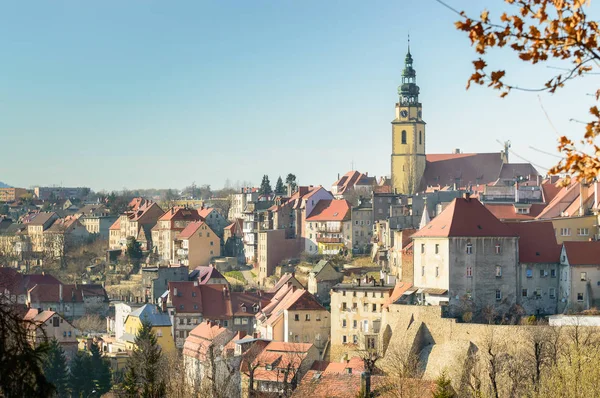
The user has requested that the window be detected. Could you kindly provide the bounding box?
[535,288,542,297]
[372,304,377,312]
[421,266,425,276]
[316,314,321,321]
[234,318,241,325]
[353,291,356,297]
[435,267,439,277]
[421,244,425,254]
[194,304,198,310]
[466,267,472,278]
[52,317,59,327]
[207,232,210,237]
[187,318,191,325]
[577,293,584,302]
[353,320,357,329]
[68,331,71,337]
[63,331,67,337]
[223,320,228,327]
[560,228,571,236]
[294,314,300,321]
[343,335,347,344]
[179,318,184,325]
[156,329,163,337]
[577,228,589,236]
[495,290,502,301]
[353,335,358,344]
[305,314,310,321]
[526,269,533,278]
[342,291,346,297]
[342,302,347,311]
[419,131,422,145]
[466,242,473,254]
[550,269,556,278]
[466,290,472,300]
[549,288,556,299]
[495,266,502,278]
[581,272,587,281]
[435,244,439,254]
[210,241,214,246]
[355,221,359,225]
[495,244,501,254]
[363,304,369,312]
[242,318,249,325]
[342,319,347,328]
[401,130,407,144]
[192,291,196,297]
[522,289,528,297]
[180,305,184,310]
[179,330,185,338]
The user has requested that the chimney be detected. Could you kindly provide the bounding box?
[360,372,371,397]
[193,280,198,287]
[463,192,471,201]
[174,287,178,297]
[580,181,590,216]
[291,271,295,278]
[37,308,42,314]
[453,148,461,154]
[357,278,361,287]
[161,299,166,312]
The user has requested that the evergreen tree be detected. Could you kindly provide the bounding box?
[121,365,139,398]
[285,173,297,193]
[69,351,94,398]
[275,176,285,195]
[89,343,112,395]
[259,175,272,196]
[42,340,70,398]
[126,237,143,263]
[121,321,165,398]
[432,371,455,398]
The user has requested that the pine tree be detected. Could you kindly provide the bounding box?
[42,339,70,397]
[69,351,94,398]
[285,173,297,193]
[275,176,285,195]
[258,175,272,196]
[89,342,112,395]
[122,321,165,398]
[432,371,455,398]
[121,366,139,398]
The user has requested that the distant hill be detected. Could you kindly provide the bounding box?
[0,182,10,188]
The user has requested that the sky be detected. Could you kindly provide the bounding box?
[0,1,598,191]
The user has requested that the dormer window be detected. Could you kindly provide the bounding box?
[266,364,273,371]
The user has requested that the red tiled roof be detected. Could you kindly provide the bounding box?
[267,273,303,294]
[306,199,351,222]
[178,221,211,240]
[158,207,203,222]
[0,268,26,295]
[332,171,374,195]
[536,182,580,219]
[192,265,226,284]
[563,241,600,265]
[507,222,561,263]
[384,282,414,309]
[28,284,85,303]
[24,309,56,324]
[483,203,546,221]
[183,321,233,361]
[199,284,233,319]
[198,207,215,219]
[413,198,517,238]
[23,274,62,289]
[542,182,563,203]
[169,281,203,314]
[109,218,121,230]
[422,153,505,189]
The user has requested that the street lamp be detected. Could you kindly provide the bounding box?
[87,390,97,398]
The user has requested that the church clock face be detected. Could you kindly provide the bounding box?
[400,110,408,118]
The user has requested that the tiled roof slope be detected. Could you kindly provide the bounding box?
[507,222,561,263]
[563,241,600,265]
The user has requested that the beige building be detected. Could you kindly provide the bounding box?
[257,229,302,285]
[350,199,373,254]
[152,207,204,262]
[329,278,395,362]
[412,196,519,315]
[75,204,117,238]
[228,187,260,221]
[305,199,352,256]
[173,221,220,267]
[559,241,600,311]
[108,198,164,251]
[24,309,78,359]
[307,260,343,306]
[256,287,330,356]
[0,187,27,202]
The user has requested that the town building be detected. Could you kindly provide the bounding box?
[108,198,164,251]
[305,199,352,255]
[329,276,395,362]
[255,287,330,357]
[307,260,343,306]
[228,187,260,221]
[331,171,377,201]
[152,207,204,262]
[0,187,28,202]
[74,204,117,238]
[140,264,189,304]
[198,207,229,239]
[24,309,78,359]
[34,186,90,201]
[411,195,519,315]
[351,198,373,254]
[26,282,108,319]
[223,220,245,262]
[121,303,175,354]
[509,222,561,315]
[173,221,221,268]
[559,241,600,311]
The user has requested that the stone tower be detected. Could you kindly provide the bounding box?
[391,40,426,195]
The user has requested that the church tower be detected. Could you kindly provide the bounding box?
[391,41,426,195]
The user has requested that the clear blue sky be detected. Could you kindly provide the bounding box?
[1,1,597,191]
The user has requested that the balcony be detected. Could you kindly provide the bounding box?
[316,237,343,243]
[316,226,342,233]
[176,248,188,256]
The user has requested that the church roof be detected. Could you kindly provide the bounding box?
[421,153,505,190]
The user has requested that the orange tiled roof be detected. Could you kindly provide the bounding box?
[563,241,600,266]
[178,221,210,240]
[413,197,516,238]
[507,221,561,264]
[158,207,203,222]
[306,199,351,222]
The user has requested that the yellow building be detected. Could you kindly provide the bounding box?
[121,304,175,354]
[548,215,598,244]
[391,45,426,195]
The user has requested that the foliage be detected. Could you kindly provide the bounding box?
[42,339,70,398]
[0,301,55,398]
[259,175,272,196]
[275,176,285,195]
[452,0,600,183]
[90,342,112,395]
[121,320,166,398]
[73,314,106,335]
[285,173,298,193]
[69,351,94,398]
[433,371,455,398]
[105,192,132,215]
[126,237,143,263]
[224,270,246,283]
[0,203,8,215]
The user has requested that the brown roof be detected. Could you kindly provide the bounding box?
[497,163,539,181]
[169,281,203,313]
[24,309,56,324]
[267,273,304,293]
[542,181,563,203]
[306,200,352,222]
[178,221,213,240]
[109,218,121,230]
[507,222,560,263]
[421,152,505,189]
[384,282,414,309]
[563,241,600,265]
[412,197,517,238]
[158,207,203,222]
[28,212,57,226]
[484,203,546,221]
[536,182,580,219]
[27,284,86,303]
[182,320,234,361]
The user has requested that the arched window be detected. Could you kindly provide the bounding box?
[419,131,422,145]
[401,130,407,144]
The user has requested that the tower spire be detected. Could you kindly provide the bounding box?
[408,32,411,55]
